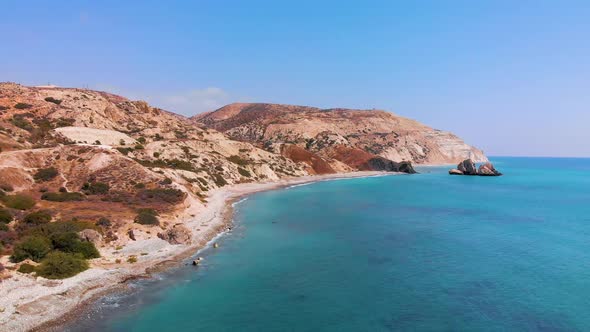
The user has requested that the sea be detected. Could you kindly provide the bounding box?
[64,157,590,331]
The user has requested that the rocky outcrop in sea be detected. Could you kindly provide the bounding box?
[449,159,502,176]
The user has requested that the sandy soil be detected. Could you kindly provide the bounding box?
[0,171,394,332]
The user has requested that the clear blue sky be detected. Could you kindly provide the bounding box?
[1,1,589,157]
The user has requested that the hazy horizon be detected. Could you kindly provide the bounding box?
[2,1,589,157]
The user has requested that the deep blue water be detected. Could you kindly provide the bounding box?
[67,157,590,331]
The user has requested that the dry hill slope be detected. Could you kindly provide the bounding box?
[194,103,487,174]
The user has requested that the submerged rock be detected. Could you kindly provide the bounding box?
[478,162,503,176]
[448,169,464,175]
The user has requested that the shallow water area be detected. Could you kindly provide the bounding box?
[65,157,590,331]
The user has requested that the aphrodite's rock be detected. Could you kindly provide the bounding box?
[448,169,464,175]
[478,162,502,176]
[158,224,192,245]
[78,229,103,244]
[457,159,478,175]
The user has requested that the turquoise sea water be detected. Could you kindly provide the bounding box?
[67,157,590,331]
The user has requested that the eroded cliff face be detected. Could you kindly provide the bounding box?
[194,103,488,170]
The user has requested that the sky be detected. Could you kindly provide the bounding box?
[1,1,589,157]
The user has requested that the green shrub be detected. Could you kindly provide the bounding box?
[96,217,112,227]
[174,130,187,139]
[2,194,36,210]
[116,147,133,155]
[41,192,85,202]
[50,232,100,259]
[238,167,251,177]
[137,137,147,144]
[10,116,33,131]
[134,209,159,225]
[54,118,75,128]
[25,220,98,238]
[81,182,109,195]
[14,103,33,109]
[74,241,100,258]
[23,210,52,224]
[18,263,36,274]
[0,223,8,231]
[11,236,52,262]
[136,158,197,172]
[36,252,89,279]
[227,155,249,166]
[49,232,78,251]
[0,208,12,224]
[44,97,62,105]
[134,144,144,150]
[213,174,228,187]
[134,183,145,189]
[34,167,59,182]
[137,188,185,204]
[127,256,137,263]
[153,152,160,158]
[160,178,172,185]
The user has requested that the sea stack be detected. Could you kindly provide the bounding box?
[478,162,503,176]
[449,159,502,176]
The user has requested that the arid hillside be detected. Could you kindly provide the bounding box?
[0,83,313,282]
[195,103,487,172]
[0,83,483,284]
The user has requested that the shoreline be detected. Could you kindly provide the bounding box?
[3,171,395,332]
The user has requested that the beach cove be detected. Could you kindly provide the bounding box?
[0,171,390,332]
[60,157,590,331]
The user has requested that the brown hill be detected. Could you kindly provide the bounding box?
[0,83,485,261]
[194,103,487,172]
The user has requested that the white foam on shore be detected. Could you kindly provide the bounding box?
[232,197,248,206]
[286,182,313,189]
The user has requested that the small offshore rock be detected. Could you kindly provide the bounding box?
[457,159,478,175]
[448,169,464,175]
[450,159,502,177]
[478,162,503,176]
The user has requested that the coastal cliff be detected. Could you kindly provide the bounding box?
[0,83,487,331]
[195,103,487,173]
